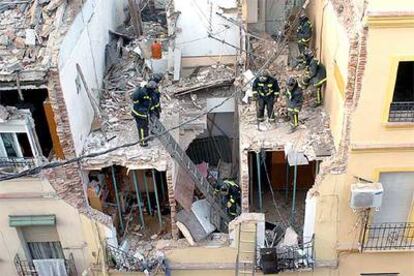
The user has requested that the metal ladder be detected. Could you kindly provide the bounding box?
[150,117,230,231]
[235,222,257,276]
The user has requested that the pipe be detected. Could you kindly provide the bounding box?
[291,161,298,225]
[132,170,145,228]
[152,169,163,229]
[159,171,166,201]
[256,152,263,212]
[111,166,124,232]
[143,170,152,216]
[285,161,290,201]
[249,152,254,208]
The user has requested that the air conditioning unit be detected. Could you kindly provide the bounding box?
[350,182,383,209]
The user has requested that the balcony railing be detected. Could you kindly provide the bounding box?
[260,236,314,273]
[0,157,38,174]
[388,102,414,122]
[360,222,414,251]
[14,253,76,276]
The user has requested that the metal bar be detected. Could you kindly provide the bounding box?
[285,161,290,201]
[143,170,152,216]
[249,152,254,209]
[256,152,263,212]
[152,169,163,229]
[111,166,124,232]
[290,162,298,225]
[159,171,166,201]
[132,170,145,228]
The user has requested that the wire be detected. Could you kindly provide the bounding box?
[0,9,303,182]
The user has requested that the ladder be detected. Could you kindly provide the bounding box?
[235,222,257,276]
[150,117,230,231]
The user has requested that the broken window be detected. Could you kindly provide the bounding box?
[0,89,53,157]
[388,61,414,122]
[87,166,170,240]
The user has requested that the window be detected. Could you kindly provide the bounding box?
[0,132,33,159]
[21,226,64,260]
[388,61,414,122]
[392,62,414,102]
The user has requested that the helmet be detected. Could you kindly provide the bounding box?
[151,73,163,83]
[303,48,314,59]
[147,80,157,89]
[286,77,297,89]
[299,14,308,21]
[258,72,269,82]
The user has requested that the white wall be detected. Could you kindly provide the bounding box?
[174,0,240,57]
[58,0,127,155]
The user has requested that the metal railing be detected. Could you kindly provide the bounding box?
[360,222,414,251]
[276,237,314,272]
[260,236,314,273]
[0,157,37,174]
[14,253,75,276]
[388,102,414,122]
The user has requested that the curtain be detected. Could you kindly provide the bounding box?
[27,242,65,260]
[33,259,68,276]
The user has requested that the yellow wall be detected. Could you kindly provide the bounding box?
[350,26,414,145]
[308,0,348,148]
[0,177,111,275]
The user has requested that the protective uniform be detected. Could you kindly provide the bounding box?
[286,77,304,130]
[131,86,152,147]
[297,15,313,54]
[299,50,327,106]
[148,81,161,119]
[214,179,241,219]
[252,75,280,122]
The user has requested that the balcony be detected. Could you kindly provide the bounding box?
[14,253,76,276]
[0,157,38,174]
[360,222,414,251]
[388,102,414,123]
[260,237,314,273]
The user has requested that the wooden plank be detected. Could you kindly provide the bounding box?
[43,100,64,159]
[128,0,143,37]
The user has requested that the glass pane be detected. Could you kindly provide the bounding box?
[1,133,19,157]
[27,241,65,259]
[17,133,33,157]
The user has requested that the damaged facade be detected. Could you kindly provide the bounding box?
[1,0,414,276]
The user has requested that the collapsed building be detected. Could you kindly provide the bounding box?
[1,0,414,276]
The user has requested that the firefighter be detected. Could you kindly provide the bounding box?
[286,77,304,131]
[297,15,313,55]
[299,49,327,106]
[148,80,161,119]
[131,83,152,147]
[252,73,280,123]
[214,179,241,219]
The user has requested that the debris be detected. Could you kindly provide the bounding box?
[25,28,36,46]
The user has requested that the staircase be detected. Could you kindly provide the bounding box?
[150,117,230,231]
[235,222,257,276]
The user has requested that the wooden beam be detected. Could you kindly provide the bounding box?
[43,99,65,159]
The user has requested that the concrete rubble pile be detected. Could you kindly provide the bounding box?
[238,35,334,159]
[0,0,65,73]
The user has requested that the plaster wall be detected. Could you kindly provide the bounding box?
[350,26,414,146]
[174,0,240,58]
[0,178,111,275]
[308,0,349,148]
[58,0,127,155]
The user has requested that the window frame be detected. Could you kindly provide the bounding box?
[383,56,414,127]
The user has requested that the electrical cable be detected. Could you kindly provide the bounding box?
[0,9,304,182]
